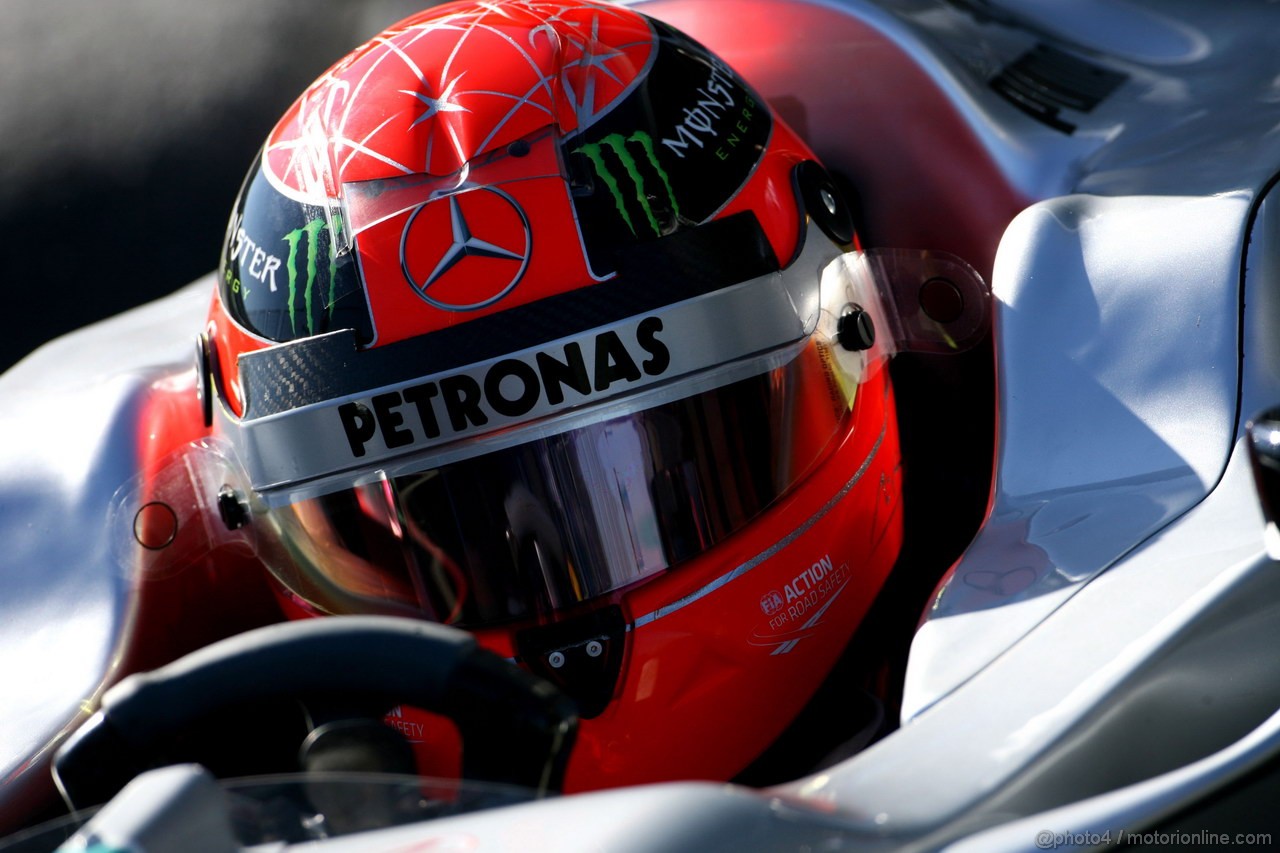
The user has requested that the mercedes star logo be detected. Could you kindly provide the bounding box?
[401,186,532,311]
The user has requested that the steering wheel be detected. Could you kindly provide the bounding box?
[53,616,578,810]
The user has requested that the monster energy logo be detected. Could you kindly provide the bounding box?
[281,214,344,338]
[576,132,680,238]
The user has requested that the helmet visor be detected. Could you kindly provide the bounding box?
[262,337,854,627]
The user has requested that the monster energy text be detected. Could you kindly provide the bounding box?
[226,221,283,293]
[660,58,750,160]
[577,132,680,238]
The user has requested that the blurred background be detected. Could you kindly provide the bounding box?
[0,0,433,372]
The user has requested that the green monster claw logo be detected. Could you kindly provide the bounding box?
[576,132,680,237]
[281,214,344,337]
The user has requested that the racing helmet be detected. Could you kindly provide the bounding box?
[197,0,984,790]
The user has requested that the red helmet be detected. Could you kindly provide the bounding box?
[195,0,950,790]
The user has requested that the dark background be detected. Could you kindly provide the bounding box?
[0,0,434,372]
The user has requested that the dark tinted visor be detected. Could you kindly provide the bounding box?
[261,340,852,627]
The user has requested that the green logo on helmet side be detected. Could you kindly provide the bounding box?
[281,214,344,338]
[576,132,680,238]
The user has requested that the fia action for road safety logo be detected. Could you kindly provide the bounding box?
[753,553,852,656]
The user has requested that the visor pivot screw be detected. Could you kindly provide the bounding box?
[585,640,604,658]
[820,187,838,217]
[837,305,876,351]
[548,651,567,669]
[217,485,249,531]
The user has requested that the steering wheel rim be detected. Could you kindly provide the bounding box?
[52,616,578,810]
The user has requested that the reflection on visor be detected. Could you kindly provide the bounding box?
[263,341,851,627]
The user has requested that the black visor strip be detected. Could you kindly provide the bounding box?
[238,211,780,420]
